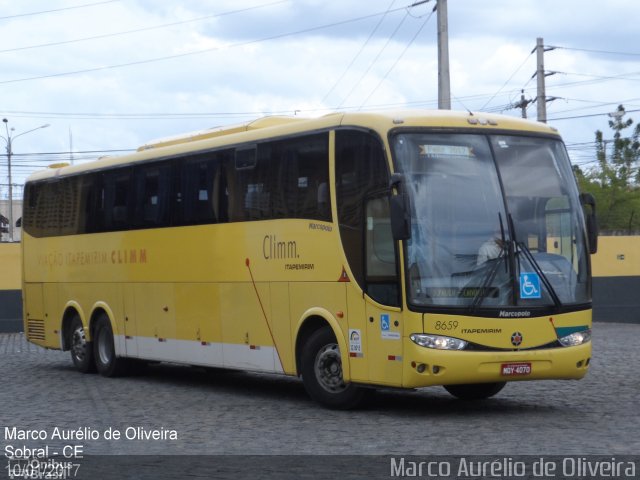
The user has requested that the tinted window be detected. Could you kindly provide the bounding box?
[229,133,330,222]
[335,129,390,289]
[23,133,330,237]
[133,163,171,228]
[97,168,132,231]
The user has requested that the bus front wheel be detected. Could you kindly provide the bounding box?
[444,382,506,400]
[300,326,367,409]
[69,315,95,373]
[93,315,128,377]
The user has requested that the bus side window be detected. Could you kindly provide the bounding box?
[213,151,231,223]
[23,182,43,237]
[131,163,171,228]
[228,134,329,223]
[179,153,218,225]
[276,134,330,222]
[101,169,132,231]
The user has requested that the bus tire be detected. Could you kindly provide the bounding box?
[444,382,506,400]
[300,326,367,410]
[93,314,128,377]
[69,315,96,373]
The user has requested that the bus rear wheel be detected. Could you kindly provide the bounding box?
[93,314,128,377]
[444,382,506,400]
[300,326,367,410]
[69,315,95,373]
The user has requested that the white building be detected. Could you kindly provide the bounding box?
[0,199,22,242]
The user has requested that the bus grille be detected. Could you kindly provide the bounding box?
[27,320,46,341]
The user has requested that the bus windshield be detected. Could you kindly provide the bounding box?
[392,132,590,311]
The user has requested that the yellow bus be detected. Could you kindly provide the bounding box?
[21,111,597,408]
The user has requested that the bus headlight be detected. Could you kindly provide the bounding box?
[558,329,591,347]
[410,334,468,350]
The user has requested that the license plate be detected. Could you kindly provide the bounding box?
[501,362,532,376]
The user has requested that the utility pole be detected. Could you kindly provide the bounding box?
[1,119,50,242]
[535,37,547,123]
[513,90,533,119]
[533,38,558,123]
[437,0,451,110]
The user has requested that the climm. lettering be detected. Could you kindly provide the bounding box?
[263,235,299,260]
[111,249,147,264]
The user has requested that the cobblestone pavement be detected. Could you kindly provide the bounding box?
[0,322,638,458]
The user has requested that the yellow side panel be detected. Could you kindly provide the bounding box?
[220,282,272,348]
[289,282,348,347]
[365,298,403,387]
[23,283,44,320]
[42,283,60,347]
[133,283,175,340]
[269,283,294,374]
[345,285,368,383]
[58,283,89,316]
[174,283,222,344]
[123,285,138,356]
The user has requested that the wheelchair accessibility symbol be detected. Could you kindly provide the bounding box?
[520,273,541,299]
[380,314,390,331]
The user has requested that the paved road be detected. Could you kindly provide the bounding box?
[0,323,638,478]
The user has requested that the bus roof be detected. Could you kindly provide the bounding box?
[26,110,561,182]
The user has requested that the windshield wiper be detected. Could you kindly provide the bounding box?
[469,250,505,312]
[516,240,562,308]
[469,213,508,312]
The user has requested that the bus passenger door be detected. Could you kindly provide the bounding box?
[363,196,403,387]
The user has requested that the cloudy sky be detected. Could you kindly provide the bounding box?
[1,0,639,190]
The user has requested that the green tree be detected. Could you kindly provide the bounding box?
[578,105,640,233]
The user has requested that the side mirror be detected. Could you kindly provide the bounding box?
[579,193,598,255]
[389,173,411,241]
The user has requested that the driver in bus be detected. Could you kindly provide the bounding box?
[477,229,505,265]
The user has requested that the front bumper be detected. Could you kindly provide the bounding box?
[402,337,591,388]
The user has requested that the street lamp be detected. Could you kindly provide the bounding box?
[1,118,50,242]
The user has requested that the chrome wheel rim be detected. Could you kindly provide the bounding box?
[314,343,347,393]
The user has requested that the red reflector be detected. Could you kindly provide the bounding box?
[337,267,350,282]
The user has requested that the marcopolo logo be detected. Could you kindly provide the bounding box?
[499,310,531,318]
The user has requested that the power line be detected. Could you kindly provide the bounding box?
[0,89,524,121]
[546,72,640,91]
[547,108,640,122]
[359,7,435,108]
[550,70,640,83]
[0,0,290,54]
[337,9,411,108]
[546,97,640,116]
[548,45,640,57]
[322,0,397,104]
[0,3,417,86]
[0,0,120,21]
[481,51,533,111]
